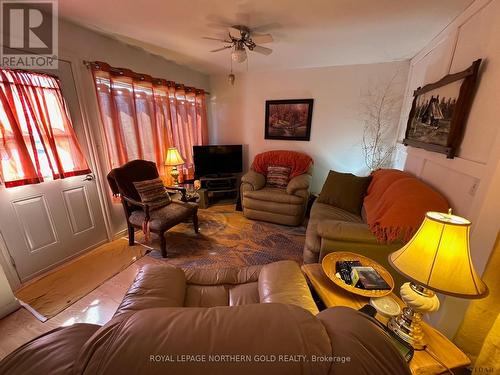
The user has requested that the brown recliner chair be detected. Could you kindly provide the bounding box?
[0,261,411,375]
[240,151,313,226]
[107,159,198,258]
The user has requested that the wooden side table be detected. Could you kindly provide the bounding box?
[302,263,470,375]
[165,184,199,203]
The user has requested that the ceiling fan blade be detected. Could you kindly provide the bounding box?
[251,22,282,33]
[230,24,248,31]
[252,45,273,55]
[210,46,232,53]
[203,36,229,42]
[251,33,273,44]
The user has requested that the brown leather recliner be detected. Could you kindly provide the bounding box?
[241,151,313,226]
[0,261,411,375]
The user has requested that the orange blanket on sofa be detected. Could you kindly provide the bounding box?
[364,169,449,243]
[252,150,313,178]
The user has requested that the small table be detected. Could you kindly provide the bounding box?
[165,184,199,203]
[302,263,470,375]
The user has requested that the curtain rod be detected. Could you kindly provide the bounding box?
[83,60,210,95]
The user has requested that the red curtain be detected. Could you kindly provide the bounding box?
[91,62,208,183]
[0,69,91,188]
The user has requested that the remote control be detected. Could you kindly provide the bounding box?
[336,260,362,285]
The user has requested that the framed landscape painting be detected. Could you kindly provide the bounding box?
[403,59,481,158]
[265,99,314,141]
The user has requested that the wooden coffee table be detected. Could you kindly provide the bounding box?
[302,263,470,375]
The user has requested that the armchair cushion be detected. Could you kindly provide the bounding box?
[243,188,304,205]
[317,170,372,215]
[133,177,171,207]
[183,264,263,308]
[184,264,262,285]
[286,173,311,195]
[229,282,260,306]
[266,165,291,189]
[128,201,196,231]
[185,285,230,307]
[241,170,266,191]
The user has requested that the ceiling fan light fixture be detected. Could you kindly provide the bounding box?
[231,44,247,63]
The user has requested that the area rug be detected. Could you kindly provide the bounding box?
[15,239,147,321]
[141,205,306,269]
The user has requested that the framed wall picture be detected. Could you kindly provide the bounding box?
[265,99,314,141]
[403,59,481,158]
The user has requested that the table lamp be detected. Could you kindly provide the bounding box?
[164,147,184,186]
[388,210,488,349]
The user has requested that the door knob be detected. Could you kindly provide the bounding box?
[83,174,95,181]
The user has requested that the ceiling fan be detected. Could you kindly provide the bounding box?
[203,25,273,63]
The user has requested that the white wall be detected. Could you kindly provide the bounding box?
[0,267,18,319]
[0,235,19,318]
[57,19,210,236]
[394,0,500,339]
[209,61,409,192]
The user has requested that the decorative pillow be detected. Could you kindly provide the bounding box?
[266,165,291,189]
[133,178,171,207]
[317,170,372,215]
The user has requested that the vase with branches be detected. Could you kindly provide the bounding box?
[360,71,405,171]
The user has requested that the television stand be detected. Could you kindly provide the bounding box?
[199,174,239,206]
[203,173,234,179]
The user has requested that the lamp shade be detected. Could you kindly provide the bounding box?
[389,211,488,299]
[164,148,184,166]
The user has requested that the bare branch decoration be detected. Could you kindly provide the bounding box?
[360,70,405,171]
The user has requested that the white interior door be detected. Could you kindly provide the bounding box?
[0,61,108,282]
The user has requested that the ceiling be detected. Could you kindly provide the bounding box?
[58,0,474,74]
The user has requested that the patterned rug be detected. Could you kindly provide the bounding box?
[140,204,306,269]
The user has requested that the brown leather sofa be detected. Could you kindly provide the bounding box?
[0,261,410,375]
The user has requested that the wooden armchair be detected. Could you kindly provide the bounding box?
[107,160,198,258]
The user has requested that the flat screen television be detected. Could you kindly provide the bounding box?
[193,145,243,178]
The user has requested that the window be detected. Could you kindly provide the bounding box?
[91,61,208,184]
[0,69,90,187]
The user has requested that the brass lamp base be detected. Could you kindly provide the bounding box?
[387,282,440,349]
[170,166,180,186]
[388,307,426,349]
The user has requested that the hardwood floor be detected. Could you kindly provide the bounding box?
[0,255,160,360]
